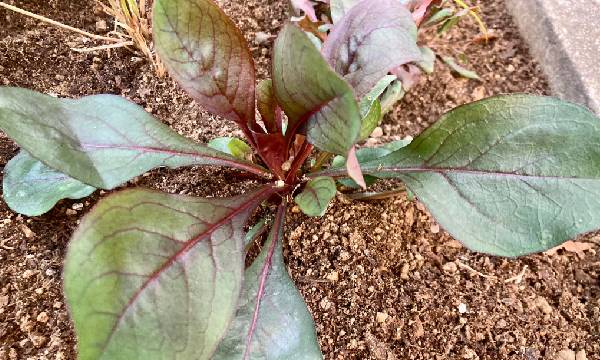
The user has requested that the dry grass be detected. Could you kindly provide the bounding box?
[98,0,165,76]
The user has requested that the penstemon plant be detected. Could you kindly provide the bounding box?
[1,0,600,358]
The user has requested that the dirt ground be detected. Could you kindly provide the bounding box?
[0,0,598,359]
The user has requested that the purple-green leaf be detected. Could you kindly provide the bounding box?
[214,203,322,358]
[322,0,422,98]
[153,0,256,126]
[273,24,361,155]
[295,176,337,216]
[64,185,278,359]
[2,151,95,216]
[0,88,268,189]
[358,95,600,256]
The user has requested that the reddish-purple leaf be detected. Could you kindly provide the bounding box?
[346,146,367,189]
[0,88,269,190]
[322,0,422,98]
[153,0,256,128]
[64,185,279,359]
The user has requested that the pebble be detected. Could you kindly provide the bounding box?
[376,312,389,323]
[430,223,440,234]
[95,19,108,32]
[458,303,468,314]
[254,31,271,45]
[36,311,49,323]
[442,262,457,274]
[557,349,576,360]
[22,269,36,279]
[30,333,47,347]
[371,127,383,138]
[326,271,339,282]
[72,203,84,211]
[19,224,34,238]
[66,209,77,216]
[533,296,553,314]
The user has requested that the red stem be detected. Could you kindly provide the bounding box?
[285,142,313,184]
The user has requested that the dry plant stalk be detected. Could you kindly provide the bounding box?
[99,0,166,77]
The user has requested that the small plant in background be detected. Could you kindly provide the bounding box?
[1,0,600,358]
[98,0,166,76]
[0,0,163,75]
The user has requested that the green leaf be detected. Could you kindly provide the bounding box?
[322,0,421,98]
[359,75,397,140]
[442,56,480,80]
[153,0,256,125]
[380,81,406,115]
[423,7,454,27]
[209,137,253,161]
[417,46,436,74]
[0,88,268,189]
[214,204,322,359]
[360,95,600,256]
[295,177,337,217]
[256,80,280,134]
[359,100,382,141]
[64,185,278,359]
[244,217,268,247]
[2,151,95,216]
[273,24,361,155]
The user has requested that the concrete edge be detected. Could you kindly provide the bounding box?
[505,0,600,114]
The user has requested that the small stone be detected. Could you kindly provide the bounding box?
[533,296,553,314]
[53,301,63,309]
[442,262,458,274]
[557,349,576,360]
[576,350,587,360]
[376,312,389,323]
[66,209,77,216]
[36,311,49,323]
[412,318,424,338]
[472,86,486,101]
[45,268,55,276]
[371,127,383,138]
[95,19,108,32]
[495,319,507,328]
[462,347,478,359]
[72,203,84,211]
[254,31,271,45]
[22,269,36,279]
[55,74,65,81]
[291,206,301,214]
[430,223,440,234]
[326,271,339,282]
[30,333,47,347]
[458,303,468,314]
[507,64,515,72]
[400,263,410,280]
[19,224,34,238]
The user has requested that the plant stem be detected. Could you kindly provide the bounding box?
[0,1,122,43]
[310,152,333,172]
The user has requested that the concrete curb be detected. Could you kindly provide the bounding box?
[505,0,600,114]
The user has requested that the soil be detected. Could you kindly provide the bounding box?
[0,0,598,359]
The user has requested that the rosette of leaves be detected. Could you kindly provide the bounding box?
[1,0,600,358]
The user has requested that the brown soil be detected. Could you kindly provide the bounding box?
[0,0,598,359]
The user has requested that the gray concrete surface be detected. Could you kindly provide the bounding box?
[506,0,600,114]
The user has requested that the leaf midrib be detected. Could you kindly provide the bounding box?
[97,185,277,357]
